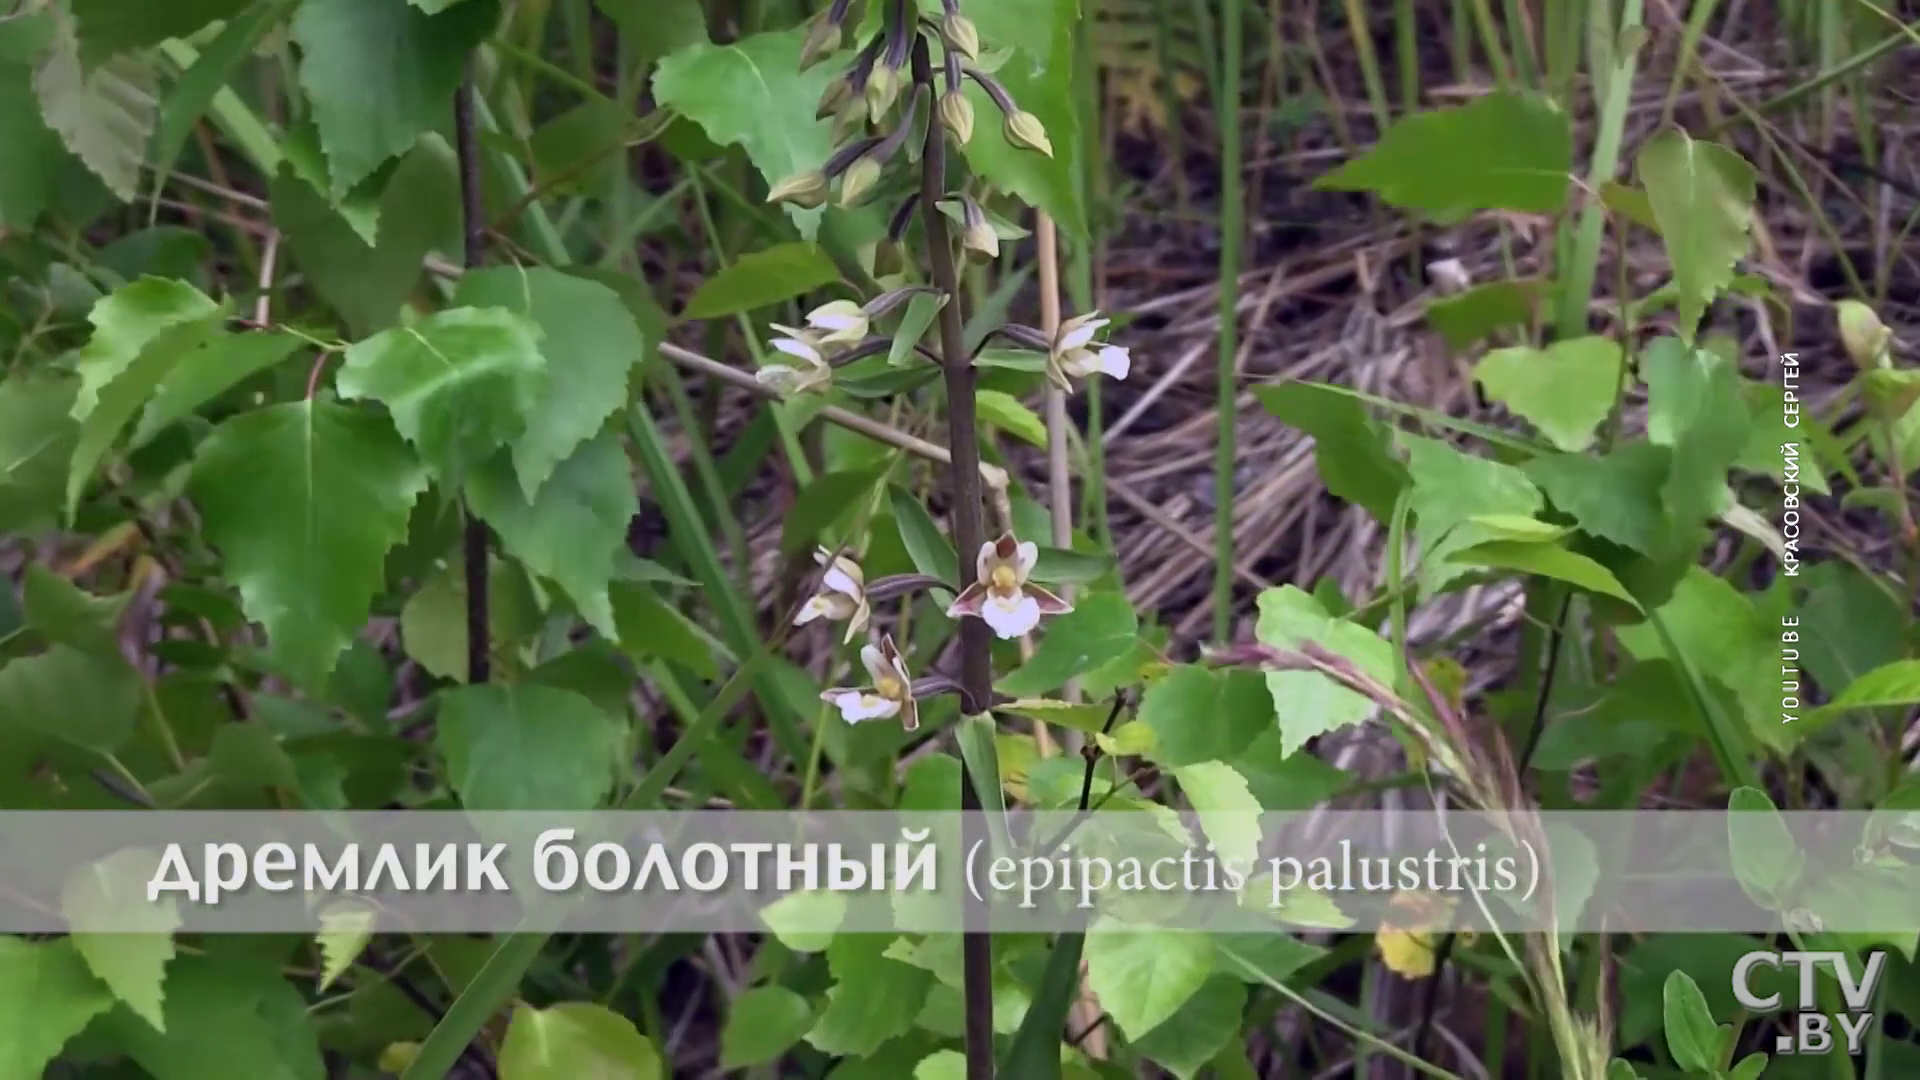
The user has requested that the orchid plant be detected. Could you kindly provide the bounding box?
[751,0,1129,1073]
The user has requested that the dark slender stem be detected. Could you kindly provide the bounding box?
[912,31,994,1080]
[454,73,492,686]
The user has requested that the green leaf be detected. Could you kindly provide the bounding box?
[62,847,180,1032]
[956,0,1087,240]
[1083,923,1214,1039]
[72,0,249,62]
[1472,335,1624,451]
[806,935,934,1057]
[0,43,76,229]
[759,890,846,952]
[1402,433,1544,595]
[719,985,814,1070]
[190,400,429,690]
[22,562,127,657]
[1796,562,1906,698]
[337,306,548,486]
[1130,975,1246,1080]
[1810,660,1920,719]
[609,582,723,678]
[593,0,707,66]
[995,591,1138,697]
[398,560,539,683]
[1617,568,1778,753]
[1661,970,1722,1072]
[1643,337,1751,539]
[1314,91,1572,217]
[131,330,304,447]
[103,953,325,1080]
[1255,382,1407,522]
[466,432,637,639]
[1636,129,1757,343]
[292,0,500,195]
[1031,546,1112,585]
[316,901,375,989]
[0,644,143,753]
[151,0,284,188]
[976,389,1048,447]
[889,484,959,585]
[1424,280,1543,349]
[888,291,944,367]
[651,30,837,239]
[0,937,116,1078]
[1172,762,1261,868]
[1524,443,1671,556]
[67,277,225,519]
[1447,538,1641,608]
[682,242,842,318]
[1253,585,1394,757]
[33,10,157,202]
[914,1050,966,1080]
[451,267,644,499]
[499,1001,662,1080]
[435,683,625,810]
[1138,664,1272,767]
[1726,786,1802,906]
[270,138,462,337]
[0,373,81,531]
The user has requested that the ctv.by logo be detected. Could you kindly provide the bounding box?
[1732,950,1885,1055]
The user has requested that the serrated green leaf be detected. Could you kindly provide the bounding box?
[720,985,814,1070]
[1811,660,1920,719]
[996,698,1115,735]
[683,242,841,319]
[466,432,636,639]
[291,0,499,195]
[652,30,837,239]
[499,1001,662,1080]
[1424,280,1543,349]
[1172,762,1261,867]
[33,11,157,202]
[190,400,429,690]
[1524,443,1671,556]
[0,373,80,531]
[316,902,375,990]
[72,0,249,63]
[104,953,325,1080]
[976,388,1047,447]
[398,560,539,683]
[1084,923,1214,1039]
[1255,382,1407,522]
[1617,568,1777,754]
[1637,130,1756,344]
[1131,975,1245,1080]
[1642,337,1751,539]
[1472,335,1624,451]
[1448,538,1641,607]
[1253,585,1394,757]
[435,683,625,810]
[62,848,179,1032]
[22,563,126,656]
[337,306,547,486]
[132,330,304,447]
[453,267,644,499]
[806,935,934,1057]
[1403,433,1544,594]
[1137,664,1272,767]
[1314,91,1572,217]
[0,937,116,1078]
[759,890,846,952]
[68,278,225,519]
[271,139,462,337]
[995,591,1137,697]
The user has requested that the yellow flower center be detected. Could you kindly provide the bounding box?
[989,564,1019,592]
[876,675,904,700]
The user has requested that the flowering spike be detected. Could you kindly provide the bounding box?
[946,531,1072,639]
[820,635,919,730]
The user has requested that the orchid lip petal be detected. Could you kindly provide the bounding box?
[980,593,1041,639]
[1097,345,1131,380]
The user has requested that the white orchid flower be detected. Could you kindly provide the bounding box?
[945,531,1072,639]
[1046,311,1130,391]
[757,323,834,395]
[794,547,870,644]
[805,300,869,348]
[820,634,918,730]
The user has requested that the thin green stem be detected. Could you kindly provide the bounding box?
[1211,0,1243,641]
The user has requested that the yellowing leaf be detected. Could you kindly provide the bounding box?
[1374,891,1462,979]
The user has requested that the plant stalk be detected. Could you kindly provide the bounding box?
[912,31,996,1080]
[454,71,493,686]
